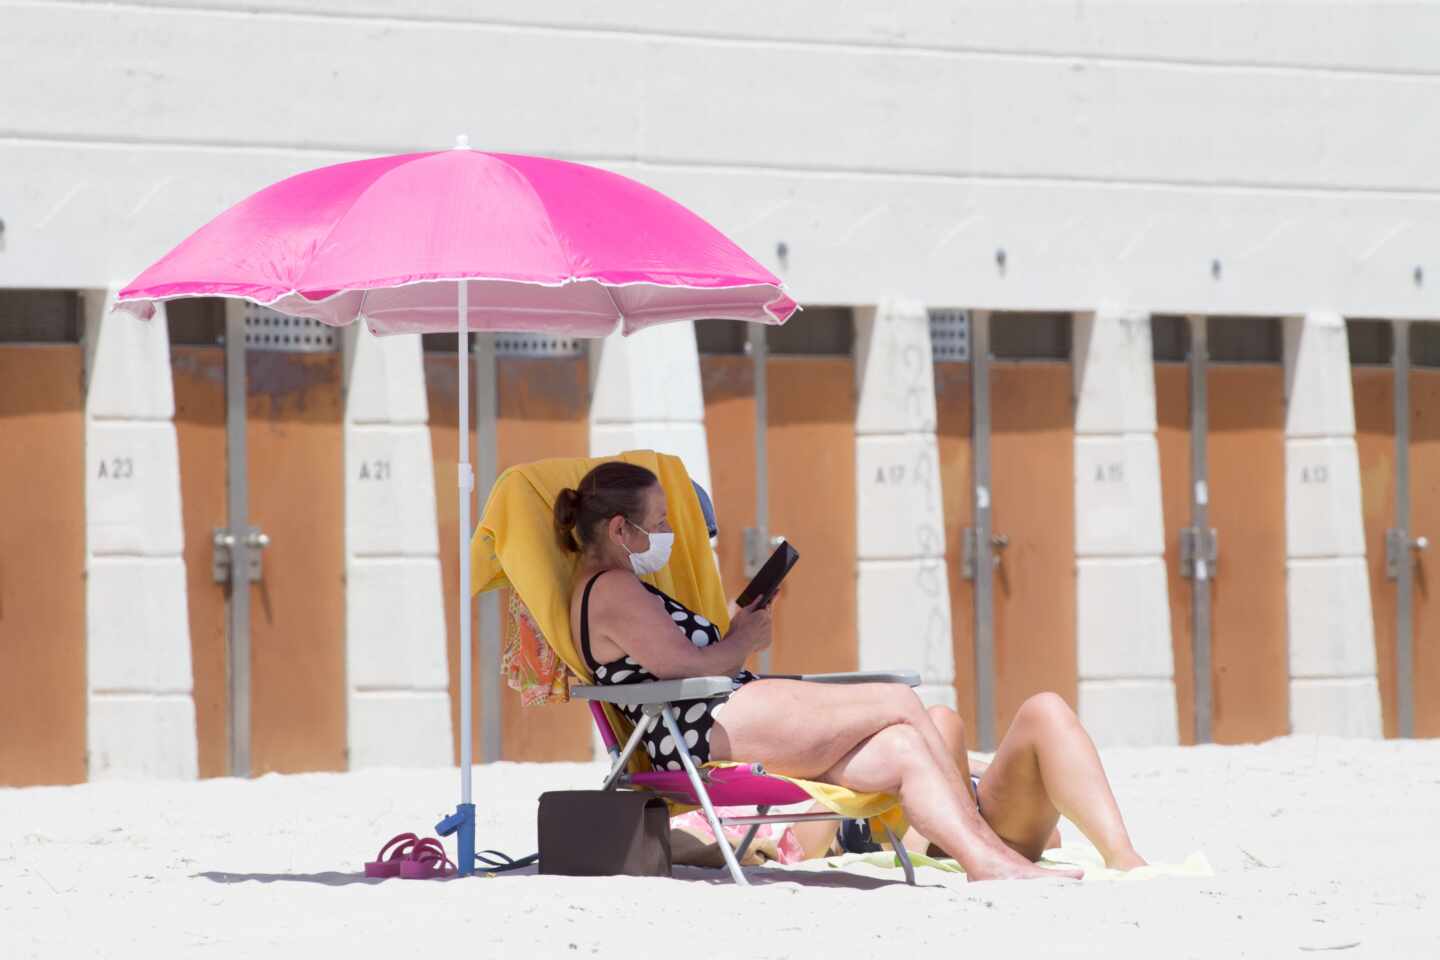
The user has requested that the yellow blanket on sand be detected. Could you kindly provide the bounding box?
[469,451,907,834]
[824,846,1214,882]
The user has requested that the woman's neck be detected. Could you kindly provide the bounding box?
[576,550,628,578]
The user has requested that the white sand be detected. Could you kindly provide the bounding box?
[3,737,1438,959]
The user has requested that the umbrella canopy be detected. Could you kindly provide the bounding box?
[116,146,797,333]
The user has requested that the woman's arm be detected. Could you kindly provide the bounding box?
[590,574,770,680]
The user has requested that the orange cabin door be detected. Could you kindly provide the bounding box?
[494,354,594,760]
[427,347,594,764]
[173,335,347,777]
[1157,357,1288,745]
[0,345,87,786]
[1156,363,1198,743]
[1353,360,1440,739]
[244,352,347,774]
[699,354,858,675]
[766,356,858,675]
[699,355,756,617]
[172,346,230,777]
[934,362,976,732]
[425,350,485,765]
[1353,366,1398,736]
[1410,368,1440,736]
[1206,365,1288,743]
[988,361,1077,738]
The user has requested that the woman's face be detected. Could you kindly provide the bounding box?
[633,483,672,534]
[614,482,671,556]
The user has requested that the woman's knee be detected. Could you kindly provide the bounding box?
[926,705,966,748]
[1017,691,1078,731]
[873,721,929,766]
[863,683,930,726]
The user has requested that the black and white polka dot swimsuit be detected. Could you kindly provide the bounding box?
[579,570,756,770]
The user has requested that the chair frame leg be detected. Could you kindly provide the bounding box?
[658,705,750,886]
[882,823,917,886]
[732,805,768,864]
[601,711,656,791]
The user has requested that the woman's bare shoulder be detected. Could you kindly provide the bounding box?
[571,567,649,611]
[587,568,652,611]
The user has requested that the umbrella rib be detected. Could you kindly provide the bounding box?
[290,156,427,297]
[601,282,626,330]
[491,153,580,280]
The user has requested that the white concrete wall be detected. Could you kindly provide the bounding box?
[855,300,954,709]
[82,290,199,780]
[6,2,1436,755]
[1283,312,1382,737]
[5,2,1440,319]
[590,324,712,494]
[1072,309,1178,746]
[343,326,453,767]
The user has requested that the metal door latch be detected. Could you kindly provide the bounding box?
[1180,527,1219,580]
[742,528,786,578]
[1385,528,1429,580]
[213,527,270,584]
[960,529,1008,579]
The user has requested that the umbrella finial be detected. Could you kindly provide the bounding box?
[453,134,471,151]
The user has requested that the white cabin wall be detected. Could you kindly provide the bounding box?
[81,290,199,779]
[1,1,1437,320]
[342,327,454,768]
[5,1,1440,773]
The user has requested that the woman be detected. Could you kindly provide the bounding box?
[559,462,1135,881]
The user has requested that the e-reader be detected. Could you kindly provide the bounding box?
[735,541,800,610]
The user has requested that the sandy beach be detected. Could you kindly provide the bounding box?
[3,736,1437,959]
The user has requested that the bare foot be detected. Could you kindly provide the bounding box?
[962,844,1084,882]
[924,841,1084,880]
[1104,850,1147,871]
[970,857,1083,882]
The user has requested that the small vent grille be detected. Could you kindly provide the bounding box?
[928,308,970,363]
[243,303,338,352]
[493,333,583,358]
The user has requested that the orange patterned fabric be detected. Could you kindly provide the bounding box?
[501,589,574,706]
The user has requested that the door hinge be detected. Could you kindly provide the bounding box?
[1180,527,1219,580]
[1386,528,1430,580]
[960,528,1008,579]
[213,527,271,584]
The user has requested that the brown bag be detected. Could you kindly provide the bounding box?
[537,791,672,877]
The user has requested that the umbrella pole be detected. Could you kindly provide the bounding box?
[438,280,477,876]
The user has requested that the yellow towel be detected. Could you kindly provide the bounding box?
[471,450,729,686]
[825,846,1214,881]
[469,451,905,835]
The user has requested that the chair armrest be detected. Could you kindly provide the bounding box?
[758,670,922,688]
[570,676,736,707]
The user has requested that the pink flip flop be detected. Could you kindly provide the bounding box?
[364,832,420,878]
[399,838,455,880]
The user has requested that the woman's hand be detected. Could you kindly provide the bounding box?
[724,597,774,655]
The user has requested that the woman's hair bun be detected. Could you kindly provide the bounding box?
[553,487,583,552]
[553,462,659,555]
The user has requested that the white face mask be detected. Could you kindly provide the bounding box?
[625,519,675,576]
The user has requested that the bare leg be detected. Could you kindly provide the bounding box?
[910,706,1060,855]
[711,679,1081,881]
[978,693,1145,870]
[816,723,1079,881]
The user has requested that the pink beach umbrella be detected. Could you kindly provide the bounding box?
[116,139,796,876]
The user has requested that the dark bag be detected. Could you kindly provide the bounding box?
[537,790,672,877]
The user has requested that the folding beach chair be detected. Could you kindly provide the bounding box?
[576,676,919,885]
[467,451,921,886]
